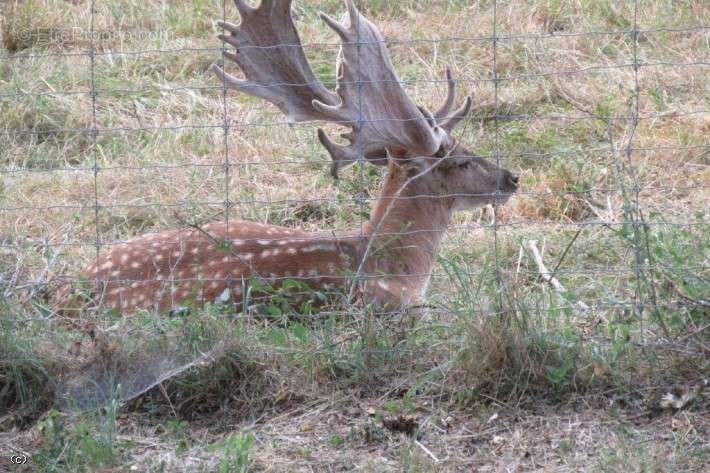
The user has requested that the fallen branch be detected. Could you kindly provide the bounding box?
[414,439,440,463]
[526,240,589,314]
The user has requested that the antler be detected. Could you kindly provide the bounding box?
[212,0,339,122]
[214,0,461,175]
[434,67,473,134]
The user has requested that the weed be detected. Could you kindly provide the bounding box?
[33,399,121,472]
[211,431,255,473]
[0,313,54,422]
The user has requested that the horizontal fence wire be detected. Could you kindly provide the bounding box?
[3,62,710,100]
[2,145,708,175]
[2,110,710,138]
[0,3,707,330]
[1,24,708,62]
[2,189,710,214]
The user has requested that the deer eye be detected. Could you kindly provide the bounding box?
[458,161,471,169]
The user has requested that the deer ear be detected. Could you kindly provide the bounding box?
[386,149,433,175]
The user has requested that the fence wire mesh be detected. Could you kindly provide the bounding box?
[0,0,708,419]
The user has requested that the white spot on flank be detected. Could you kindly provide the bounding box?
[232,239,245,246]
[131,261,141,269]
[191,247,200,255]
[210,281,220,289]
[308,269,319,277]
[257,240,271,245]
[261,250,272,258]
[100,260,114,270]
[155,254,164,261]
[240,253,254,261]
[302,243,336,253]
[120,254,129,264]
[222,256,231,263]
[378,280,391,291]
[173,251,182,258]
[111,270,121,278]
[216,287,231,303]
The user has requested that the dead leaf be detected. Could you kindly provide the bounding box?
[300,423,314,432]
[660,386,695,410]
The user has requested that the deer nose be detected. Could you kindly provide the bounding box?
[508,174,519,186]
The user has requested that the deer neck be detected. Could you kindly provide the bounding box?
[355,162,454,305]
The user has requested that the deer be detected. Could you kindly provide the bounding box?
[53,0,518,316]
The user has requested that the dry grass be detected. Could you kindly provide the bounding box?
[1,0,709,471]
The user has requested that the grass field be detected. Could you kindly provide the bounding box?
[1,0,709,471]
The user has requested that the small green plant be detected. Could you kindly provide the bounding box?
[383,399,400,414]
[545,358,576,392]
[34,400,121,472]
[247,277,329,318]
[212,431,256,473]
[164,419,191,451]
[0,315,53,418]
[34,410,72,471]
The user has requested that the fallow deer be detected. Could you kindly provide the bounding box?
[54,0,518,315]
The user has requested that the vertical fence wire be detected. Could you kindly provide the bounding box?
[491,0,504,315]
[354,3,366,306]
[89,0,101,296]
[221,0,231,309]
[624,0,668,338]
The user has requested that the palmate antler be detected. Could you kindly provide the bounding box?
[212,0,471,176]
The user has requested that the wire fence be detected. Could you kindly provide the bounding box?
[1,1,708,324]
[0,2,709,426]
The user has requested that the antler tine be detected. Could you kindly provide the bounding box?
[432,66,473,133]
[434,67,456,121]
[440,95,473,133]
